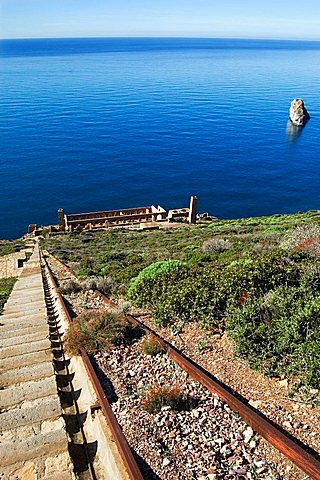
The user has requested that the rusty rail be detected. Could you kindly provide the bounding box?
[46,252,320,479]
[80,348,144,480]
[42,256,144,480]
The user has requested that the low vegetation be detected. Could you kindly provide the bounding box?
[64,310,129,355]
[141,384,188,414]
[59,280,83,295]
[85,275,118,295]
[45,209,320,388]
[128,260,187,306]
[142,335,166,356]
[0,240,24,257]
[0,277,16,313]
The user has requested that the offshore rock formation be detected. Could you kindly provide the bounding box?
[289,98,310,126]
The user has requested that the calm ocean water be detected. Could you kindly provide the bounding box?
[1,37,320,239]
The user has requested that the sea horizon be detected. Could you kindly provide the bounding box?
[2,35,320,41]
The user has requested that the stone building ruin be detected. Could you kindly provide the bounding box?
[58,196,198,232]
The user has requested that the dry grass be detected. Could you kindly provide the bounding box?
[141,384,188,414]
[59,280,83,295]
[64,309,129,355]
[142,335,165,356]
[202,238,233,254]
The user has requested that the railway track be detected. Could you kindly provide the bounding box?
[41,255,144,480]
[44,250,320,480]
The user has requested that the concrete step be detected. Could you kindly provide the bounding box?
[0,309,46,320]
[5,295,44,305]
[0,361,54,387]
[12,266,41,275]
[10,283,43,291]
[0,428,69,468]
[5,294,41,304]
[0,395,61,432]
[5,296,45,307]
[1,416,66,444]
[6,281,44,301]
[0,376,57,409]
[0,348,52,372]
[1,311,44,324]
[3,304,44,315]
[0,314,48,332]
[0,338,51,360]
[0,323,48,340]
[0,327,49,346]
[13,281,43,291]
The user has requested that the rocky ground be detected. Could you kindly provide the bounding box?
[94,337,283,480]
[136,318,319,480]
[45,253,318,479]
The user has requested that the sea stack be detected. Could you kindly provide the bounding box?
[289,98,310,126]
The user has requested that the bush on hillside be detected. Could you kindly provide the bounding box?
[227,286,320,387]
[59,280,83,295]
[45,213,320,389]
[299,263,320,291]
[151,250,305,328]
[202,238,233,254]
[127,260,188,306]
[281,224,320,250]
[64,310,129,355]
[142,335,165,356]
[85,275,118,295]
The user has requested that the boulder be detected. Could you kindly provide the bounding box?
[289,98,310,126]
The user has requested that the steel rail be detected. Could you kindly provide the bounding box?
[47,252,320,479]
[42,256,144,480]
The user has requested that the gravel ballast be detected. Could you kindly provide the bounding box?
[94,338,282,480]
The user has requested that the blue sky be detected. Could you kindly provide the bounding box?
[1,0,320,40]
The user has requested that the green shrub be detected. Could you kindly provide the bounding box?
[152,275,197,326]
[263,226,283,234]
[300,263,320,291]
[152,250,305,328]
[78,256,95,277]
[227,258,254,269]
[227,286,320,387]
[0,241,23,257]
[294,331,320,388]
[127,260,187,306]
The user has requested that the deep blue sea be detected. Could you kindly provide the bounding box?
[1,37,320,239]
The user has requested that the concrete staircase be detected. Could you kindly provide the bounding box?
[0,244,73,479]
